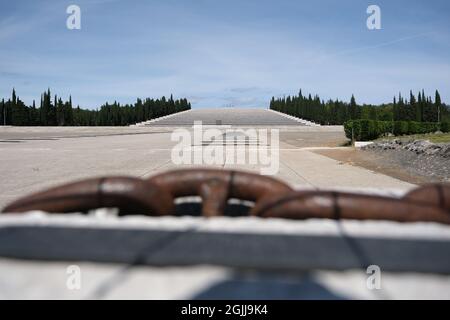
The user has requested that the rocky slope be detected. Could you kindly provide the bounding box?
[362,139,450,182]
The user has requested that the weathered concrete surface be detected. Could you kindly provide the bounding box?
[0,214,449,299]
[2,258,449,300]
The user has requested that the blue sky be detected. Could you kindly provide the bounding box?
[1,0,449,109]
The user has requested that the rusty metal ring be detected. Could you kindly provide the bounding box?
[3,169,450,225]
[403,183,450,211]
[146,168,293,217]
[251,188,450,224]
[2,177,174,216]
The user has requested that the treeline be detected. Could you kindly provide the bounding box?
[394,90,442,122]
[270,89,449,125]
[345,120,449,141]
[0,88,191,126]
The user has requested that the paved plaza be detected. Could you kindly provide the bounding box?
[0,109,413,209]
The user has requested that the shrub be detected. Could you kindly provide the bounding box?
[407,121,421,135]
[344,119,380,141]
[394,121,409,136]
[344,120,353,140]
[417,122,439,134]
[376,121,393,137]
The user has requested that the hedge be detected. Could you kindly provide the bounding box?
[441,122,450,133]
[344,120,449,141]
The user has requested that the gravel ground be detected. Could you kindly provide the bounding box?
[362,139,450,182]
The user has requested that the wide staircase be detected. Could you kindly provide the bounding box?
[144,108,307,126]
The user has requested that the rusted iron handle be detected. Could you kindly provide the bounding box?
[2,177,174,216]
[2,168,449,225]
[252,189,450,224]
[403,183,450,211]
[147,169,293,217]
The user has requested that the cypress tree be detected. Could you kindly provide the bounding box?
[0,98,5,125]
[421,89,432,122]
[409,91,418,121]
[435,90,442,123]
[350,95,360,120]
[46,90,57,125]
[397,93,405,121]
[66,95,74,125]
[12,88,16,105]
[393,96,398,121]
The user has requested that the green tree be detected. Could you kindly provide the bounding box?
[408,91,418,121]
[435,90,442,123]
[349,95,360,120]
[0,98,5,125]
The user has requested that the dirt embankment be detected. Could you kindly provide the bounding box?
[315,139,450,184]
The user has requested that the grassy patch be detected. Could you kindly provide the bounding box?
[377,133,450,143]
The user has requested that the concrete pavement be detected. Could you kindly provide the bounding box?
[0,121,413,209]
